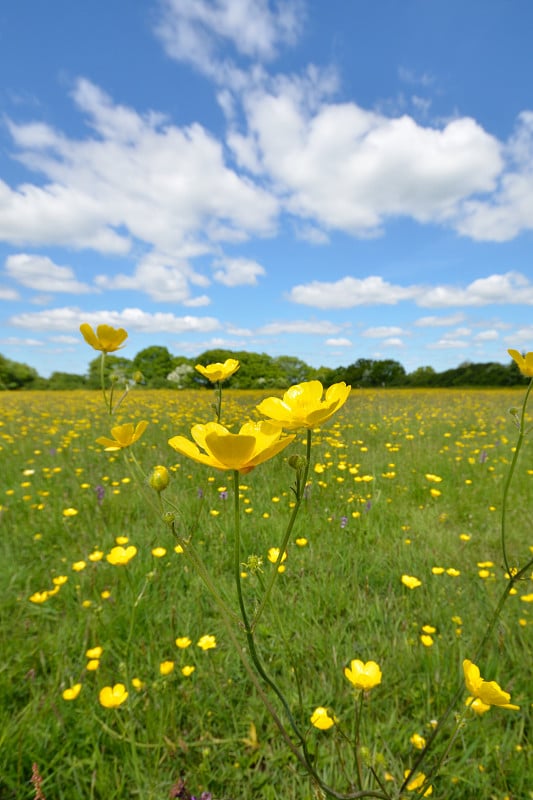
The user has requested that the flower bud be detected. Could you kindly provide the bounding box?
[149,465,170,492]
[288,454,307,471]
[162,511,175,526]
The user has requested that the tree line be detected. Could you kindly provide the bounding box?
[0,346,528,391]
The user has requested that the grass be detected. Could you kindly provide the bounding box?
[0,386,531,799]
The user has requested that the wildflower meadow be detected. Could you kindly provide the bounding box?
[1,327,532,799]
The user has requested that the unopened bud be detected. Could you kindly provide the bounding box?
[288,454,307,471]
[133,371,144,384]
[149,465,170,492]
[162,511,175,526]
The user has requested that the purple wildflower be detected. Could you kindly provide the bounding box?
[197,487,204,499]
[340,515,348,528]
[219,490,228,500]
[95,485,105,505]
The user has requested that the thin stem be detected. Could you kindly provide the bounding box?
[500,378,532,574]
[252,429,312,630]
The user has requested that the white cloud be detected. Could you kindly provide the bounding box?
[0,286,20,301]
[362,325,405,338]
[473,329,499,342]
[415,313,466,327]
[0,336,44,347]
[325,337,352,347]
[213,256,265,286]
[456,111,533,241]
[288,275,418,308]
[2,79,278,278]
[155,0,304,77]
[418,271,533,307]
[10,307,221,335]
[258,319,343,335]
[95,255,211,304]
[5,253,94,294]
[289,272,533,310]
[383,337,404,347]
[429,337,469,350]
[232,81,503,236]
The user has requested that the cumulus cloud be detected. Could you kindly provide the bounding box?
[289,272,533,309]
[95,255,211,305]
[325,337,352,347]
[457,112,533,241]
[2,79,278,275]
[257,319,343,335]
[231,79,503,236]
[0,286,20,301]
[213,256,266,285]
[288,276,418,308]
[415,313,466,327]
[5,253,94,294]
[10,307,221,335]
[155,0,304,78]
[418,271,533,307]
[362,325,405,338]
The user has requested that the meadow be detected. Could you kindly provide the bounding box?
[0,386,531,799]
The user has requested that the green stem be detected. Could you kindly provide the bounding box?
[353,693,364,792]
[252,429,312,630]
[500,378,533,574]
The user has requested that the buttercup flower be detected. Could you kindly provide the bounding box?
[181,665,196,677]
[106,545,137,566]
[62,683,82,701]
[344,659,382,691]
[96,421,149,451]
[99,683,128,708]
[159,660,175,676]
[197,634,217,651]
[176,636,192,649]
[402,574,422,589]
[80,323,128,353]
[463,659,520,710]
[195,359,240,383]
[168,421,295,475]
[508,349,533,377]
[465,696,491,715]
[257,380,351,430]
[310,706,336,730]
[404,770,432,795]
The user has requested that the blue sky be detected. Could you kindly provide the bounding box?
[1,0,533,378]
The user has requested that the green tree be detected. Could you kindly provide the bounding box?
[0,354,39,390]
[47,371,88,390]
[273,356,313,386]
[133,346,175,387]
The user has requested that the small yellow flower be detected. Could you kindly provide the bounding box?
[197,634,217,651]
[257,380,351,430]
[88,550,104,562]
[195,358,240,383]
[420,635,434,647]
[29,590,50,604]
[169,421,294,475]
[404,770,432,795]
[72,561,87,572]
[62,507,78,517]
[410,733,427,749]
[99,683,128,708]
[175,636,192,649]
[520,593,533,603]
[80,323,128,353]
[159,660,175,676]
[132,677,145,691]
[267,547,288,564]
[62,683,82,701]
[310,706,336,730]
[96,421,149,451]
[508,349,533,377]
[295,537,308,547]
[344,659,382,691]
[402,574,422,589]
[106,545,137,566]
[181,665,196,677]
[52,575,68,586]
[463,659,519,710]
[151,547,167,558]
[86,659,100,671]
[86,646,103,659]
